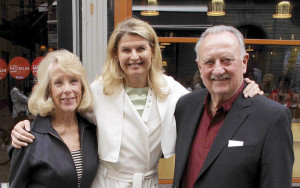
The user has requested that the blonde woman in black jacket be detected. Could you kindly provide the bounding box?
[9,50,98,188]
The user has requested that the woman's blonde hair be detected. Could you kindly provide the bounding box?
[100,18,169,98]
[28,49,93,116]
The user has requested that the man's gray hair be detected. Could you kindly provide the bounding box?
[195,25,246,60]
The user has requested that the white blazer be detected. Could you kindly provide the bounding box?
[90,75,188,162]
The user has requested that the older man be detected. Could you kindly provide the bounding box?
[173,25,294,188]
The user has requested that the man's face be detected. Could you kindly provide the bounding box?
[197,31,249,101]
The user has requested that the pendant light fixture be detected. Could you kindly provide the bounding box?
[207,0,225,16]
[273,1,292,19]
[141,0,159,16]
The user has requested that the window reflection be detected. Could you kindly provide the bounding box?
[132,0,300,183]
[160,43,300,179]
[0,0,57,182]
[162,44,300,120]
[133,0,300,40]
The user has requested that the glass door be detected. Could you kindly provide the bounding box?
[0,0,57,183]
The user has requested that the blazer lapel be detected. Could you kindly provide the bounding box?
[96,87,125,162]
[197,92,253,178]
[175,90,207,182]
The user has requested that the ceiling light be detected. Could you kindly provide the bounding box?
[207,0,225,16]
[40,45,46,51]
[273,1,291,19]
[162,61,167,66]
[141,0,159,16]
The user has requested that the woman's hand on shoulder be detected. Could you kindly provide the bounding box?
[243,78,264,98]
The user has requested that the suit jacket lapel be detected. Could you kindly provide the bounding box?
[176,90,207,181]
[197,92,253,178]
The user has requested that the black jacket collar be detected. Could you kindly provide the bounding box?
[32,113,92,134]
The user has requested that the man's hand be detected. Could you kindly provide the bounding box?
[11,120,35,148]
[243,78,264,98]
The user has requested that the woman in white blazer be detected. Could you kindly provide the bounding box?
[88,18,260,188]
[11,18,261,188]
[89,18,189,188]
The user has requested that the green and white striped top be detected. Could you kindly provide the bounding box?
[125,86,149,117]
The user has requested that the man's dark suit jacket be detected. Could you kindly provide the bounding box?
[173,87,294,188]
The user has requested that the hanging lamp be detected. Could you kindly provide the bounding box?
[273,1,292,19]
[207,0,225,16]
[141,0,159,16]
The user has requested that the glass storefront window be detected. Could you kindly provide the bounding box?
[0,0,57,183]
[133,0,300,40]
[160,43,300,179]
[162,44,300,94]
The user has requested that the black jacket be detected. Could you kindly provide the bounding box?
[9,114,98,188]
[173,87,294,188]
